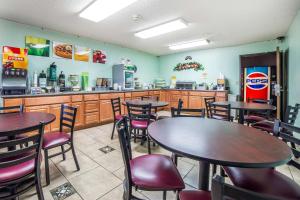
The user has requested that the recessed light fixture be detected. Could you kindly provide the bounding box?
[79,0,138,22]
[169,39,209,50]
[134,19,188,39]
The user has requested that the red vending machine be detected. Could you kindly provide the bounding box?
[244,66,271,101]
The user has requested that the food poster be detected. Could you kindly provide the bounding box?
[25,36,50,57]
[2,46,28,69]
[93,50,107,64]
[53,41,73,59]
[74,46,90,62]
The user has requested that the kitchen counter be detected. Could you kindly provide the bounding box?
[1,88,227,98]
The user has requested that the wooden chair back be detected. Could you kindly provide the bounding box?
[204,97,216,118]
[126,102,152,125]
[111,97,122,120]
[0,105,24,114]
[208,102,231,121]
[59,105,77,136]
[283,104,300,125]
[171,108,205,118]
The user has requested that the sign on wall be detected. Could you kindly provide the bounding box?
[25,36,50,57]
[2,46,28,69]
[74,46,90,62]
[53,41,73,59]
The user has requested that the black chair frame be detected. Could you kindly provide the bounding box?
[0,122,45,200]
[204,97,215,118]
[43,104,80,185]
[111,97,122,140]
[0,105,24,114]
[208,102,231,121]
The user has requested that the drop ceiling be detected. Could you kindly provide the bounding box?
[0,0,300,55]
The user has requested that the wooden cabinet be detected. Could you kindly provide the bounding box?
[85,112,100,125]
[100,100,113,123]
[3,98,23,107]
[25,105,51,132]
[72,102,85,127]
[84,94,99,101]
[49,104,62,132]
[84,100,99,125]
[188,95,203,109]
[132,91,148,99]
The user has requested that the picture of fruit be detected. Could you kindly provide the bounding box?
[93,50,106,64]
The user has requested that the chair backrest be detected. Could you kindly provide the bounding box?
[126,102,152,124]
[171,107,205,118]
[273,120,300,170]
[59,105,77,134]
[283,104,300,125]
[0,105,24,114]
[208,102,231,121]
[111,97,122,119]
[0,122,45,196]
[211,175,284,200]
[141,95,159,101]
[116,117,133,187]
[247,98,273,105]
[204,97,216,118]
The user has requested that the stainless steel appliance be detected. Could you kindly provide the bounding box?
[2,68,28,95]
[112,64,135,90]
[175,81,196,90]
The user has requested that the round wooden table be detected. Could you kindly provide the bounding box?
[0,112,56,134]
[148,117,292,191]
[123,99,168,108]
[212,101,276,124]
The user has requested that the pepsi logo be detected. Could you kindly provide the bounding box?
[246,72,269,90]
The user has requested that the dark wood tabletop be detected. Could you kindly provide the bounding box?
[148,117,291,168]
[123,99,169,108]
[0,112,56,134]
[213,101,276,111]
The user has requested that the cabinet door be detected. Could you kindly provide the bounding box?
[25,105,51,132]
[49,104,62,132]
[85,101,99,113]
[72,102,85,127]
[188,96,203,109]
[100,100,114,122]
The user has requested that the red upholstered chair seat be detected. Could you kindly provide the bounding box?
[43,132,70,149]
[179,190,211,200]
[244,115,267,123]
[115,114,124,121]
[223,167,300,200]
[131,120,149,129]
[130,154,185,190]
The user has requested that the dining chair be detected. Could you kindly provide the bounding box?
[127,102,153,154]
[171,107,205,165]
[207,102,231,121]
[223,120,300,200]
[0,104,24,114]
[204,97,215,118]
[0,122,45,200]
[252,103,299,133]
[116,117,185,200]
[111,97,124,140]
[42,104,80,185]
[157,98,184,120]
[141,95,159,120]
[0,105,25,144]
[244,98,273,126]
[179,175,284,200]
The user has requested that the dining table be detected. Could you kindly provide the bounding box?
[212,101,276,124]
[0,112,56,149]
[148,117,292,191]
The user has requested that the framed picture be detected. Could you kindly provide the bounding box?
[93,50,107,64]
[53,41,73,59]
[25,36,50,57]
[74,46,90,62]
[2,46,28,69]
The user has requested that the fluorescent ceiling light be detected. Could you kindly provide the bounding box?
[135,19,188,39]
[169,39,209,50]
[79,0,138,22]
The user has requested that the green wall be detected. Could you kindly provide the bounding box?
[0,18,159,87]
[158,41,281,95]
[286,10,300,125]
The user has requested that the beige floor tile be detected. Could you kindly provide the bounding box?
[113,166,125,181]
[183,165,199,189]
[77,141,107,159]
[289,165,300,184]
[276,164,293,179]
[141,190,178,200]
[69,166,121,200]
[177,159,195,178]
[93,150,124,172]
[55,153,99,179]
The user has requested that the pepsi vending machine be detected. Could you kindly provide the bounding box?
[244,66,271,101]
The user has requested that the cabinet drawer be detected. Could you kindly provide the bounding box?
[100,93,124,99]
[24,96,71,106]
[170,90,181,95]
[171,95,181,102]
[189,91,202,96]
[216,92,227,97]
[181,91,189,95]
[132,91,148,98]
[125,92,132,98]
[199,92,216,97]
[100,93,112,100]
[85,101,99,113]
[72,95,83,102]
[153,91,160,95]
[3,98,23,107]
[85,113,100,124]
[84,94,99,101]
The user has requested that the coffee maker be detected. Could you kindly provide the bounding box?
[2,67,28,95]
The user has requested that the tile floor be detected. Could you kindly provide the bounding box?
[20,111,300,200]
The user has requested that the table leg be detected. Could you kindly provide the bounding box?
[238,109,245,124]
[198,161,210,191]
